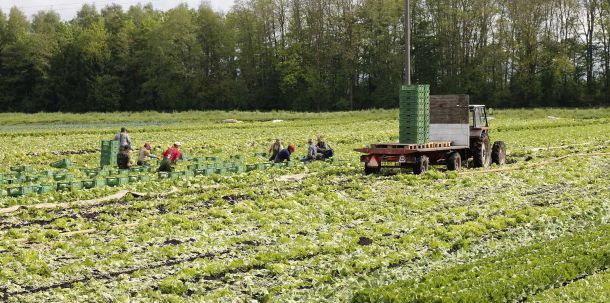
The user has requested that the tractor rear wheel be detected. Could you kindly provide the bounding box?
[413,156,429,175]
[472,133,491,168]
[492,141,507,165]
[447,152,461,171]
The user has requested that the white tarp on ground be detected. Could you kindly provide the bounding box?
[430,123,469,146]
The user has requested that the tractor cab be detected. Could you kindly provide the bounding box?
[469,105,488,129]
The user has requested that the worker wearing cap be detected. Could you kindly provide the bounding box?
[114,127,132,148]
[268,138,283,161]
[117,145,134,169]
[275,144,295,163]
[158,142,182,172]
[137,142,157,166]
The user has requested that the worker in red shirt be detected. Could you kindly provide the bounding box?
[158,142,182,172]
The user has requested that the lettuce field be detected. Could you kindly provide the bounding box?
[0,108,609,302]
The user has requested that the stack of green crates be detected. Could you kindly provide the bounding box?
[399,85,430,144]
[100,140,119,167]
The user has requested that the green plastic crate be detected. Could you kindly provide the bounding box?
[138,175,151,182]
[51,159,72,169]
[169,172,184,179]
[246,164,258,172]
[215,168,227,175]
[158,172,170,179]
[229,166,245,173]
[106,177,128,187]
[101,140,120,150]
[128,176,139,183]
[10,165,33,173]
[57,181,83,191]
[25,176,41,182]
[7,186,32,197]
[82,179,105,189]
[53,173,74,181]
[205,156,219,162]
[82,180,95,189]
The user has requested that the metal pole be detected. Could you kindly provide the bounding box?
[403,0,411,85]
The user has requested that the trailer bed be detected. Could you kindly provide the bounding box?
[354,141,469,174]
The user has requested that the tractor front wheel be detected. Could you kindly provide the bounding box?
[472,133,491,168]
[447,152,462,171]
[492,141,507,165]
[413,156,429,175]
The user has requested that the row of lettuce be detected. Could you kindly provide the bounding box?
[352,224,610,303]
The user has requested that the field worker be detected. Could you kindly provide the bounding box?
[275,144,295,163]
[302,138,318,162]
[158,142,182,172]
[268,138,283,161]
[137,142,157,166]
[117,145,134,169]
[316,135,334,159]
[114,127,132,148]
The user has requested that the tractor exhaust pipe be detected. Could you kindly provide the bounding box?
[403,0,411,86]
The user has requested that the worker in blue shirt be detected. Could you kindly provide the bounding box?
[274,144,295,163]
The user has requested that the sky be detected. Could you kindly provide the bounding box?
[0,0,235,20]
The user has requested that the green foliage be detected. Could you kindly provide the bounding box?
[1,1,610,112]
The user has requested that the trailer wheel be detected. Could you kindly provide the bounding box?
[413,156,429,175]
[492,141,507,165]
[447,152,461,171]
[364,164,380,175]
[472,133,491,168]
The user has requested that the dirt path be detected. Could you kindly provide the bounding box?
[0,187,185,215]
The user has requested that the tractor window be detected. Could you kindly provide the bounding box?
[470,108,486,128]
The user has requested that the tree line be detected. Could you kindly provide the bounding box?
[0,0,609,113]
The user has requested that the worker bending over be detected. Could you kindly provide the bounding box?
[158,142,182,172]
[268,138,283,161]
[137,142,157,166]
[117,145,133,169]
[275,144,295,163]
